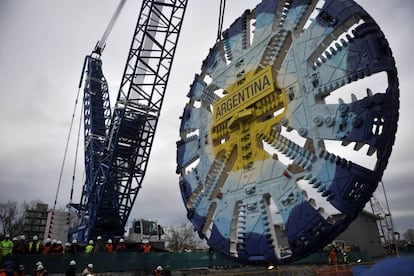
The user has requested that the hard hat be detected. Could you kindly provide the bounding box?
[157,265,163,271]
[65,242,71,247]
[37,265,44,271]
[97,236,102,240]
[36,261,42,267]
[13,237,18,241]
[5,233,10,238]
[33,235,39,241]
[87,263,93,269]
[72,239,77,244]
[46,238,51,243]
[108,239,112,243]
[89,240,94,245]
[57,240,62,244]
[18,265,25,271]
[120,238,124,243]
[70,260,76,266]
[52,239,57,244]
[20,235,26,240]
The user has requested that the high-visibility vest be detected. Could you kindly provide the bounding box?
[0,240,13,256]
[85,244,94,253]
[29,241,41,253]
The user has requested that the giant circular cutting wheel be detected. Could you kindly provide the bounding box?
[177,0,399,265]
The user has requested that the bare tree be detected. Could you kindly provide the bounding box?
[403,229,414,243]
[0,201,24,237]
[165,223,206,252]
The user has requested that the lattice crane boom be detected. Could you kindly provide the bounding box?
[69,0,188,242]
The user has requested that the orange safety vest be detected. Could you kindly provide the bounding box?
[104,243,113,252]
[143,244,151,253]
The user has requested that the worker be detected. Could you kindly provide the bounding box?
[36,264,48,276]
[164,265,172,276]
[81,263,94,276]
[0,263,6,276]
[68,239,81,254]
[152,265,163,276]
[18,235,29,255]
[104,239,113,253]
[28,236,41,254]
[0,233,14,257]
[142,240,151,253]
[342,250,349,264]
[66,260,77,276]
[15,264,26,276]
[115,239,126,252]
[94,236,105,252]
[328,246,338,265]
[52,240,64,253]
[64,242,71,253]
[32,262,42,276]
[42,238,52,254]
[85,240,94,253]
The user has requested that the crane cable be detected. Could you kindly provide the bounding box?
[70,104,84,203]
[217,0,226,41]
[53,85,82,210]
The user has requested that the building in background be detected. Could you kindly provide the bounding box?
[22,202,48,241]
[334,211,385,259]
[273,210,385,260]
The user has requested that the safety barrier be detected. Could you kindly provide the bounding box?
[5,252,241,273]
[4,251,369,274]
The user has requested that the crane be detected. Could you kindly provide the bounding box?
[68,0,188,242]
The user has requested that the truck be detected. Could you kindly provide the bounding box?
[128,218,166,250]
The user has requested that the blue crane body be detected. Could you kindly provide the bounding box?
[68,0,189,243]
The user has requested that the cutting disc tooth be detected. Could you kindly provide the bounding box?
[351,93,357,102]
[354,142,364,151]
[341,140,351,146]
[367,146,377,156]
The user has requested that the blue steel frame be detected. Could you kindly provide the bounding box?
[69,0,188,242]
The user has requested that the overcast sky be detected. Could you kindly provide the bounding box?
[0,0,413,237]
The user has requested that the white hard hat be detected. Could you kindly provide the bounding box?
[52,239,57,244]
[97,236,102,240]
[36,261,42,266]
[57,240,62,245]
[46,238,51,243]
[72,239,77,244]
[70,260,76,266]
[89,240,94,245]
[65,242,71,247]
[20,235,26,240]
[157,265,163,271]
[120,238,124,243]
[87,263,93,269]
[13,237,18,241]
[33,236,39,241]
[108,239,112,243]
